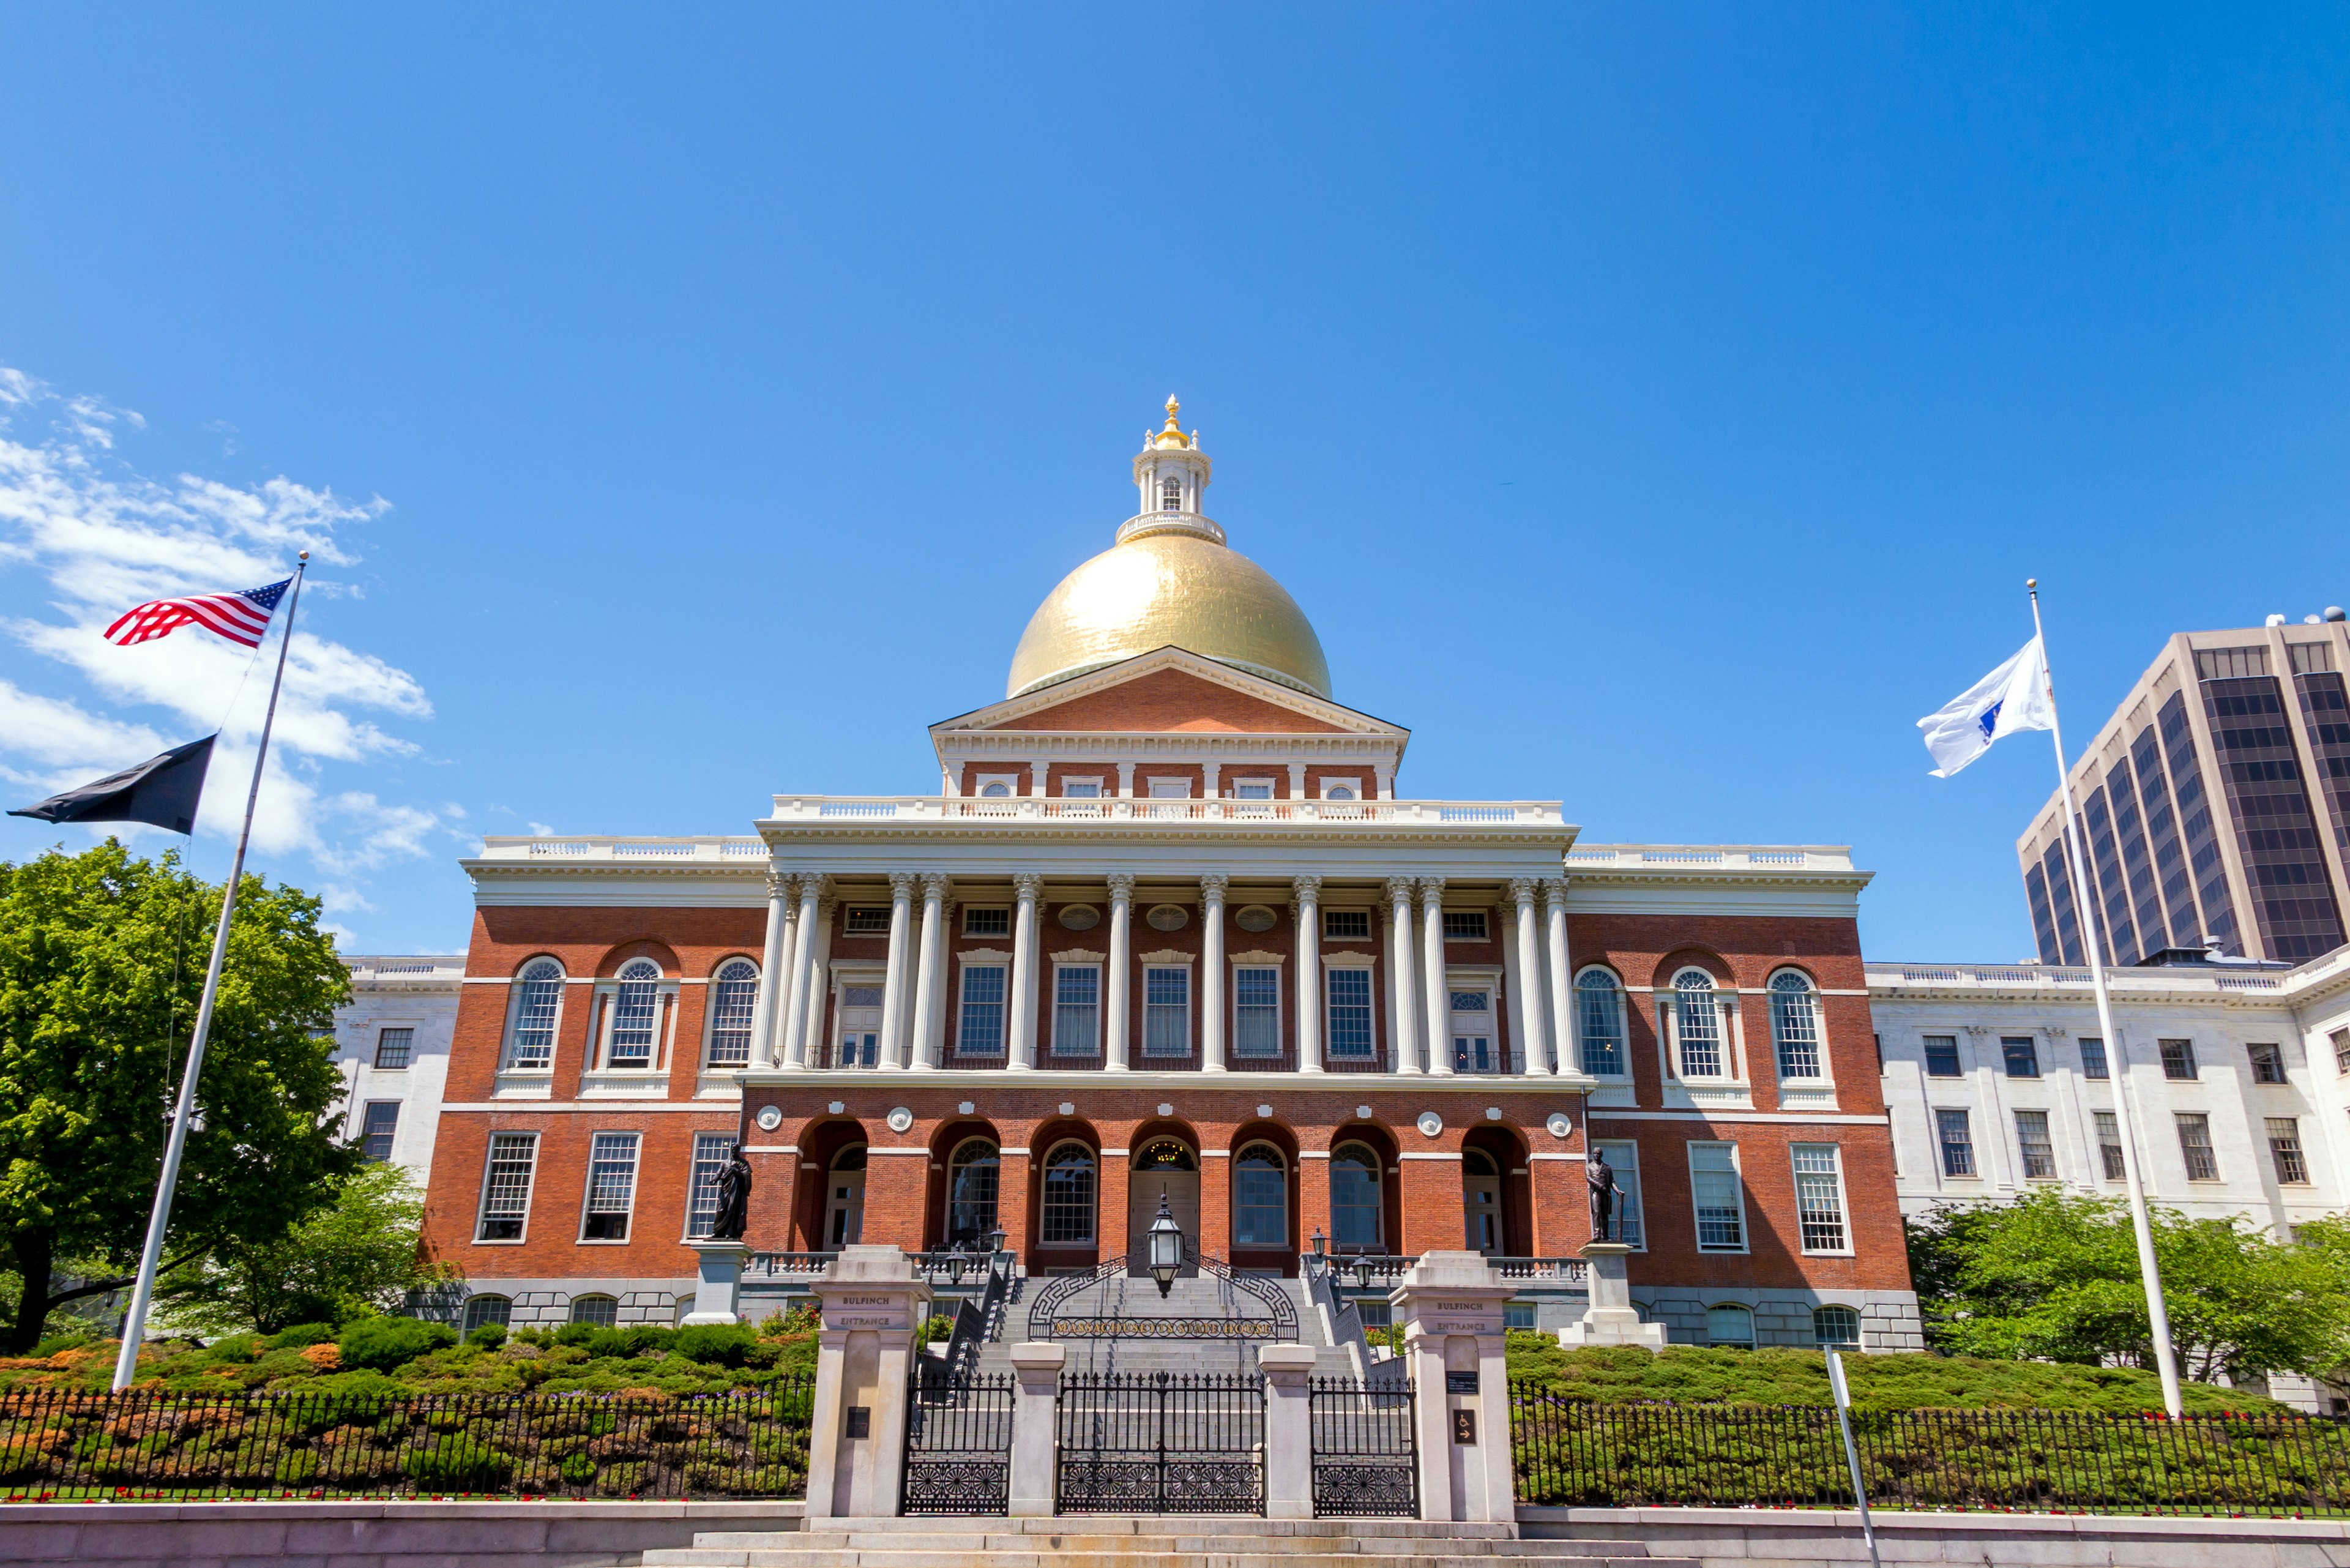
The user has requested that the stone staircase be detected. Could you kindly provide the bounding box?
[969,1273,1359,1379]
[643,1517,1695,1568]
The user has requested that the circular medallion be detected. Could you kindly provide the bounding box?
[887,1107,914,1133]
[1546,1112,1573,1139]
[1416,1111,1443,1139]
[1058,903,1100,931]
[755,1105,782,1132]
[1146,903,1190,931]
[1235,904,1277,933]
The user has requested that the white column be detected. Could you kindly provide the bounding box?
[1388,877,1420,1075]
[1512,878,1551,1075]
[1010,872,1042,1070]
[1421,878,1452,1077]
[1544,878,1575,1078]
[780,877,824,1069]
[910,873,947,1070]
[1293,875,1323,1073]
[1499,896,1530,1076]
[1106,872,1134,1070]
[1201,873,1229,1072]
[799,894,836,1067]
[879,871,916,1070]
[750,871,794,1069]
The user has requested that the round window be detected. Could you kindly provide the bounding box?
[1058,904,1100,931]
[1235,905,1277,933]
[1146,904,1190,931]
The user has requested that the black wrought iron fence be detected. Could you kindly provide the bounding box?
[900,1371,1015,1516]
[1509,1383,2350,1516]
[0,1383,814,1502]
[1056,1370,1266,1515]
[1307,1376,1416,1518]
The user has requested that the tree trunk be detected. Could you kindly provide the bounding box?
[4,1228,55,1354]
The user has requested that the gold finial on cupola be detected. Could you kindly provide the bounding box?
[1155,394,1190,449]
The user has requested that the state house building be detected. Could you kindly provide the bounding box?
[419,403,1922,1352]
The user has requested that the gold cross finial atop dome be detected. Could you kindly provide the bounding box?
[1154,394,1190,450]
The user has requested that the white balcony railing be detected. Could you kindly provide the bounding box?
[764,796,1568,828]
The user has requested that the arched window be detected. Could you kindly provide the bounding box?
[1576,968,1626,1077]
[1326,785,1356,801]
[707,959,758,1066]
[1769,970,1822,1080]
[506,958,565,1070]
[1813,1305,1860,1350]
[1135,1138,1196,1171]
[1160,476,1182,511]
[461,1294,511,1337]
[1705,1303,1754,1349]
[1330,1143,1382,1250]
[1674,970,1723,1078]
[608,958,663,1068]
[1040,1141,1097,1245]
[1233,1144,1288,1248]
[980,780,1012,798]
[569,1294,618,1327]
[949,1138,1001,1246]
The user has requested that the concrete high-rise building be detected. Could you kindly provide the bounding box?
[2019,614,2350,967]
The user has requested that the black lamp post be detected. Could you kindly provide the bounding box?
[947,1248,968,1285]
[1147,1195,1184,1298]
[1310,1228,1326,1258]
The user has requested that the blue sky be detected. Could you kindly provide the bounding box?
[1,7,2345,958]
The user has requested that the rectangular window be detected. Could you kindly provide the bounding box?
[1688,1143,1747,1252]
[2176,1113,2219,1180]
[2269,1118,2310,1184]
[359,1102,399,1162]
[1052,965,1100,1057]
[2080,1037,2109,1079]
[1923,1035,1961,1077]
[1231,778,1274,801]
[843,906,890,935]
[1504,1301,1537,1331]
[1147,778,1191,799]
[1062,778,1102,799]
[964,906,1010,936]
[1441,911,1488,941]
[1936,1110,1977,1177]
[1143,966,1191,1058]
[508,976,561,1070]
[2002,1037,2040,1078]
[707,971,756,1066]
[2160,1039,2198,1080]
[1233,966,1281,1058]
[1324,908,1371,941]
[1792,1144,1848,1252]
[687,1132,731,1238]
[582,1132,641,1240]
[2014,1110,2056,1180]
[2094,1112,2127,1181]
[957,965,1007,1056]
[1591,1140,1645,1248]
[606,979,659,1067]
[2195,646,2270,680]
[374,1028,413,1070]
[2250,1042,2288,1084]
[476,1132,539,1242]
[1326,968,1375,1058]
[2334,1029,2350,1075]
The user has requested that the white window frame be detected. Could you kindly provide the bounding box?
[373,1026,415,1071]
[1229,776,1276,801]
[963,905,1011,937]
[502,958,567,1073]
[2093,1111,2126,1182]
[1232,963,1283,1060]
[1160,475,1182,512]
[1051,962,1102,1058]
[1146,776,1193,799]
[1573,966,1631,1081]
[1142,962,1193,1058]
[1589,1139,1646,1250]
[1322,908,1374,942]
[1037,1138,1099,1247]
[475,1130,540,1244]
[2013,1110,2057,1181]
[1666,968,1735,1081]
[594,959,675,1072]
[579,1130,643,1244]
[974,772,1020,799]
[1705,1302,1755,1348]
[1936,1108,1978,1178]
[2269,1117,2311,1184]
[957,963,1009,1057]
[1440,909,1489,941]
[1447,982,1502,1075]
[1318,778,1362,801]
[843,905,892,936]
[1791,1143,1852,1255]
[1686,1140,1748,1254]
[704,958,759,1067]
[832,974,886,1068]
[1766,968,1829,1083]
[1323,959,1377,1061]
[2176,1112,2220,1181]
[1061,775,1105,799]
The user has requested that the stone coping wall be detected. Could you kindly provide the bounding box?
[1522,1505,2350,1566]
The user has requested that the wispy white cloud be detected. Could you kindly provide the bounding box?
[0,367,443,932]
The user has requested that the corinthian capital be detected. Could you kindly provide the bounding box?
[765,870,796,901]
[1386,875,1418,905]
[1417,876,1446,903]
[1542,876,1570,911]
[1013,871,1045,901]
[1106,871,1136,901]
[1198,872,1230,902]
[889,870,919,897]
[1509,877,1540,905]
[1291,874,1323,902]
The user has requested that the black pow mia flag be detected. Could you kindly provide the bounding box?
[9,734,217,836]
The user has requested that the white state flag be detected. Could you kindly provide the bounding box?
[1917,637,2057,777]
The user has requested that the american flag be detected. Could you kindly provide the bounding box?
[103,577,294,649]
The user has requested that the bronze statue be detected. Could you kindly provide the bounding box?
[710,1143,753,1241]
[1587,1148,1617,1243]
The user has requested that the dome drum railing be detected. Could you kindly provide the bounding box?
[763,795,1567,827]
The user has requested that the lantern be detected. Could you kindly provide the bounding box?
[1147,1195,1184,1297]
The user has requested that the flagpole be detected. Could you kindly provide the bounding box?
[2027,577,2185,1419]
[111,554,308,1391]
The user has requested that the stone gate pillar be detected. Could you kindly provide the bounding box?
[1007,1342,1065,1517]
[1257,1342,1319,1519]
[805,1245,933,1520]
[1390,1251,1513,1523]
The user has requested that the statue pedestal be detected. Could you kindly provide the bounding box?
[681,1242,751,1326]
[1557,1242,1665,1350]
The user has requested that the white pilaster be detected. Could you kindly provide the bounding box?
[1294,875,1323,1074]
[1544,879,1575,1078]
[1375,766,1395,801]
[1010,872,1042,1070]
[1512,878,1551,1075]
[1286,763,1308,799]
[750,870,794,1070]
[1028,761,1049,797]
[910,874,948,1070]
[1201,873,1229,1072]
[1422,879,1452,1077]
[879,872,916,1070]
[1388,877,1420,1075]
[1106,872,1134,1070]
[1203,761,1222,798]
[948,760,966,797]
[1116,761,1135,799]
[780,877,824,1070]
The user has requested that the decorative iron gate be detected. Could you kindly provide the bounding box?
[1056,1371,1266,1514]
[901,1371,1015,1515]
[1308,1376,1418,1517]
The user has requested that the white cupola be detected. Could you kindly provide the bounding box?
[1120,395,1222,545]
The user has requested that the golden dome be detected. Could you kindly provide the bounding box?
[1007,530,1332,700]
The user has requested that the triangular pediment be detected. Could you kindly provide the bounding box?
[931,647,1405,739]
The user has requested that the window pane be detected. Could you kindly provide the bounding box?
[845,906,890,935]
[1144,967,1190,1057]
[374,1028,412,1070]
[2014,1111,2055,1179]
[1923,1036,1961,1077]
[1053,966,1100,1056]
[1326,968,1374,1058]
[949,1143,999,1245]
[1591,1141,1645,1247]
[1441,911,1488,941]
[708,964,757,1066]
[1769,974,1821,1078]
[1706,1304,1753,1347]
[1234,1150,1287,1247]
[2079,1037,2108,1079]
[360,1102,399,1162]
[609,977,659,1066]
[2094,1111,2127,1180]
[509,968,563,1069]
[1936,1110,1975,1177]
[463,1296,511,1335]
[1330,1145,1382,1248]
[2250,1043,2287,1084]
[1813,1305,1861,1349]
[1676,976,1723,1077]
[2160,1039,2198,1080]
[583,1132,640,1240]
[1577,972,1626,1077]
[965,907,1010,936]
[569,1294,617,1327]
[1232,966,1281,1058]
[1792,1144,1846,1251]
[477,1132,538,1241]
[2176,1113,2218,1180]
[1324,909,1371,940]
[687,1133,731,1238]
[2002,1037,2040,1078]
[1689,1143,1744,1250]
[1040,1145,1097,1243]
[2269,1118,2310,1184]
[958,966,1006,1056]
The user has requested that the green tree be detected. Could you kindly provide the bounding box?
[161,1160,458,1335]
[0,840,357,1352]
[1908,1189,2350,1383]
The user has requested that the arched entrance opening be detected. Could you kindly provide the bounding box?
[1462,1148,1502,1254]
[1127,1137,1200,1276]
[1461,1125,1532,1256]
